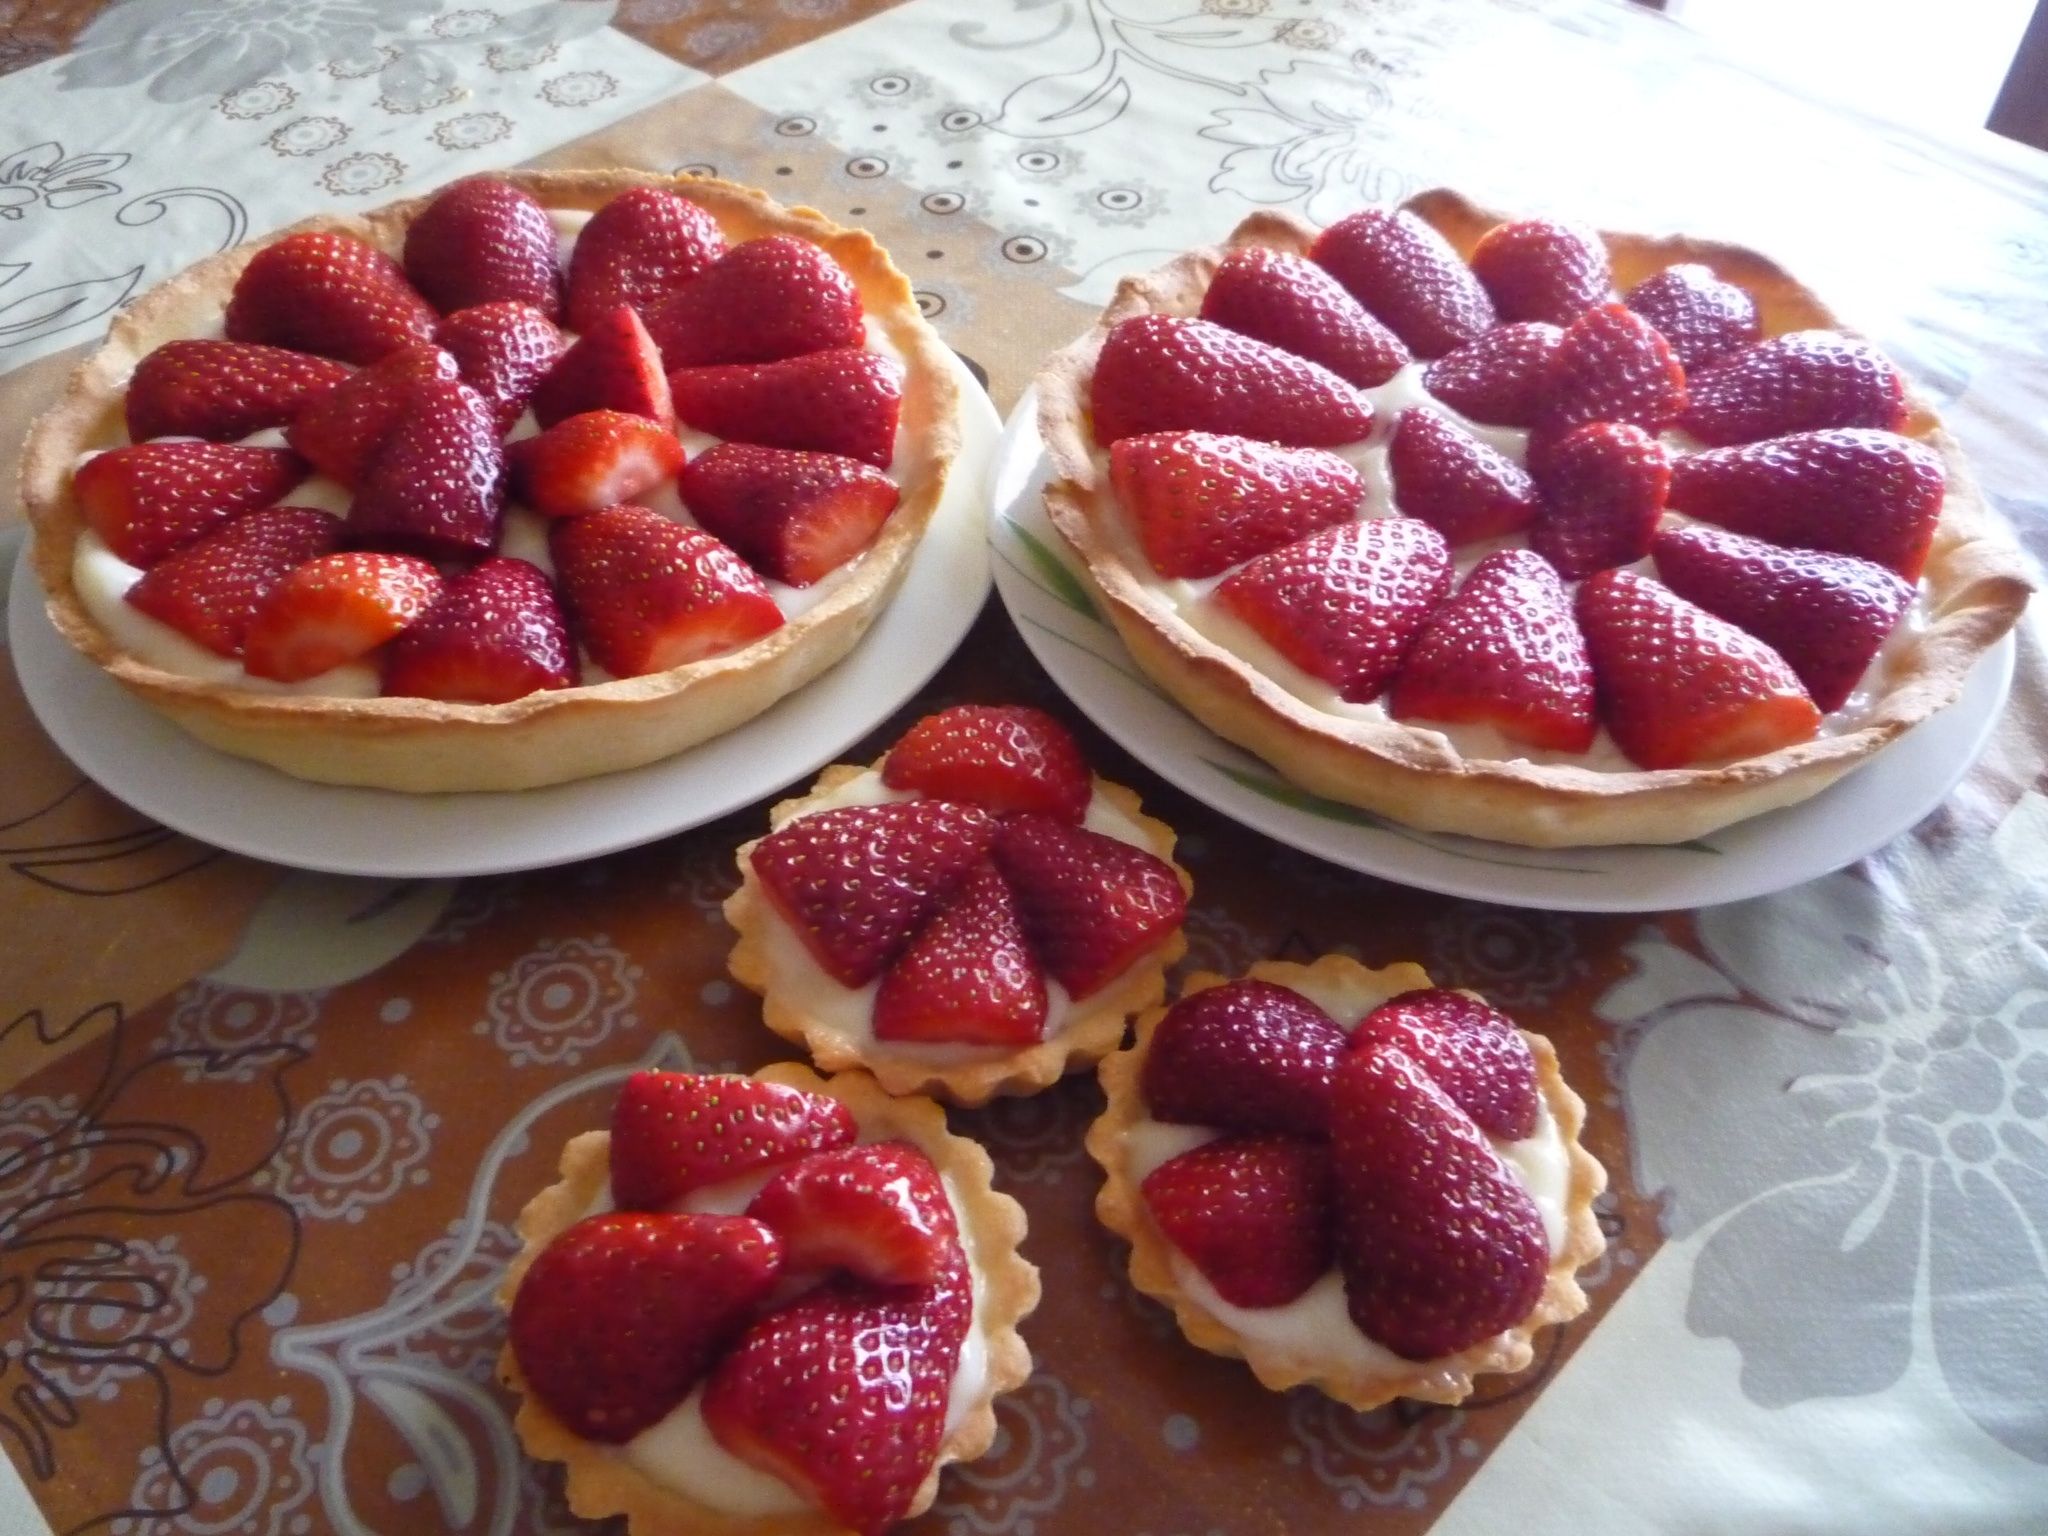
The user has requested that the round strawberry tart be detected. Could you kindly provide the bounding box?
[1036,189,2030,846]
[725,704,1190,1106]
[1087,955,1604,1410]
[498,1063,1037,1536]
[19,169,961,791]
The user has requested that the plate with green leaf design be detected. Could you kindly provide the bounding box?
[988,390,2016,912]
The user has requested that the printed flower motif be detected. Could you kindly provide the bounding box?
[379,81,463,115]
[320,152,406,197]
[540,70,619,108]
[0,143,127,222]
[155,981,321,1081]
[57,0,417,100]
[1203,0,1270,13]
[487,40,558,72]
[865,69,934,105]
[216,80,297,120]
[931,1371,1093,1532]
[1283,1391,1472,1510]
[1081,179,1165,227]
[999,229,1075,269]
[40,1237,205,1402]
[480,935,643,1067]
[678,20,759,64]
[273,1075,438,1222]
[432,8,502,38]
[0,1092,89,1207]
[1425,903,1585,1008]
[119,1396,315,1535]
[1202,57,1405,227]
[1013,143,1084,182]
[433,112,514,152]
[1277,17,1339,50]
[621,0,699,20]
[267,116,350,158]
[953,1084,1097,1186]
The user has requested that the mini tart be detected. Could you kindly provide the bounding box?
[1086,955,1605,1411]
[726,764,1189,1107]
[20,169,962,793]
[1036,189,2030,846]
[497,1061,1038,1536]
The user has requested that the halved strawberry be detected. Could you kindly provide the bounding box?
[1308,207,1498,358]
[1537,302,1687,439]
[125,340,352,443]
[1469,218,1611,327]
[224,230,438,364]
[1527,420,1670,580]
[403,176,563,319]
[74,442,308,567]
[1089,315,1374,448]
[872,863,1047,1046]
[437,301,568,435]
[1108,431,1364,579]
[566,186,727,333]
[1421,321,1564,428]
[124,505,341,657]
[608,1070,858,1210]
[989,814,1186,999]
[1198,246,1410,388]
[1680,330,1906,446]
[508,410,686,519]
[1141,978,1347,1136]
[243,551,444,683]
[678,441,898,585]
[348,375,504,558]
[285,344,458,487]
[1142,1134,1333,1308]
[747,1140,960,1286]
[669,348,902,467]
[1624,262,1759,370]
[1576,567,1821,769]
[380,556,576,704]
[644,235,865,369]
[530,304,675,429]
[1349,989,1538,1141]
[880,703,1091,822]
[1386,407,1539,545]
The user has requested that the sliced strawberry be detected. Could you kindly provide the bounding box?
[872,863,1048,1046]
[1527,420,1670,580]
[678,441,898,585]
[1198,246,1410,388]
[1142,1134,1333,1309]
[1537,302,1687,439]
[880,703,1091,822]
[989,814,1186,998]
[1388,548,1596,754]
[1108,431,1363,579]
[380,556,576,704]
[437,301,568,436]
[124,506,341,657]
[1309,207,1497,358]
[224,230,438,364]
[1386,407,1538,545]
[243,551,443,683]
[1349,989,1538,1141]
[1213,517,1452,703]
[1469,218,1611,327]
[347,375,504,558]
[403,176,562,319]
[566,186,727,333]
[1680,332,1909,447]
[670,348,902,467]
[508,410,686,519]
[1422,321,1564,428]
[530,304,674,429]
[608,1070,858,1210]
[750,801,997,986]
[510,1212,781,1443]
[1141,978,1347,1136]
[644,235,865,370]
[74,442,307,567]
[125,340,351,443]
[1576,567,1821,769]
[1088,315,1373,448]
[286,344,458,487]
[1624,262,1760,370]
[747,1140,960,1286]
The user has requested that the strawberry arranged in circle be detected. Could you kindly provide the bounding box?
[531,304,675,429]
[1386,407,1539,545]
[348,375,505,558]
[1537,301,1687,439]
[680,441,900,586]
[1198,245,1411,388]
[1309,207,1498,358]
[1624,261,1760,369]
[1527,420,1670,580]
[990,814,1188,999]
[880,703,1092,822]
[508,410,686,519]
[243,551,443,684]
[1141,978,1348,1136]
[1349,989,1539,1141]
[748,1139,960,1285]
[645,234,866,369]
[437,300,568,435]
[75,441,308,567]
[608,1070,858,1210]
[873,863,1048,1046]
[125,340,352,444]
[1421,321,1564,428]
[1141,1134,1333,1308]
[286,344,459,487]
[125,505,341,658]
[671,347,903,467]
[381,556,576,704]
[225,230,439,365]
[403,177,563,319]
[1089,315,1374,448]
[565,185,726,333]
[1680,330,1906,445]
[1468,218,1611,327]
[1109,431,1365,579]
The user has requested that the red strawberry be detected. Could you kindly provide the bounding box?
[1527,420,1670,580]
[1576,567,1820,769]
[1349,989,1538,1141]
[1652,524,1914,713]
[1108,431,1364,579]
[608,1070,858,1210]
[403,177,562,319]
[566,187,727,334]
[1388,549,1596,754]
[348,376,504,558]
[1309,207,1497,358]
[644,235,865,369]
[1141,978,1347,1136]
[750,801,997,986]
[1538,302,1687,439]
[1624,262,1760,370]
[530,305,674,429]
[1213,517,1453,703]
[989,814,1187,998]
[74,442,307,567]
[1198,246,1410,388]
[224,230,438,364]
[437,301,568,435]
[243,551,443,683]
[1422,322,1564,428]
[286,344,458,487]
[1141,1134,1333,1308]
[1681,332,1909,447]
[1386,407,1539,545]
[747,1140,960,1286]
[678,442,898,585]
[670,348,903,467]
[549,505,784,676]
[1330,1043,1548,1359]
[872,863,1047,1046]
[880,703,1091,822]
[509,1212,782,1443]
[1088,315,1373,448]
[125,340,352,443]
[1469,218,1611,327]
[380,557,576,703]
[508,410,686,519]
[124,506,341,657]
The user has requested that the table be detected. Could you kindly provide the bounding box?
[3,2,2045,1532]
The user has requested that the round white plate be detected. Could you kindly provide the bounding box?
[989,388,2017,912]
[8,354,1001,880]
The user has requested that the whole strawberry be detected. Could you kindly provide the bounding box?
[608,1070,857,1210]
[880,703,1092,822]
[1527,420,1670,580]
[1468,218,1611,327]
[1089,314,1373,448]
[1109,431,1365,579]
[403,177,563,319]
[1624,262,1759,369]
[991,814,1187,999]
[1422,321,1564,428]
[1199,246,1410,388]
[1680,330,1905,446]
[1538,302,1687,439]
[1142,1134,1334,1308]
[566,185,726,333]
[125,340,351,443]
[225,230,438,365]
[1141,978,1348,1135]
[1349,989,1538,1141]
[645,235,865,369]
[1309,207,1497,358]
[1386,407,1539,545]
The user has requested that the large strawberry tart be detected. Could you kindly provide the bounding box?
[1037,190,2030,846]
[20,169,961,792]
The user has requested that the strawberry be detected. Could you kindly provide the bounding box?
[1198,246,1410,388]
[1309,207,1497,358]
[872,863,1047,1046]
[243,551,443,683]
[380,557,576,703]
[509,1212,782,1443]
[1576,567,1820,769]
[988,814,1187,998]
[678,442,899,585]
[1140,978,1347,1135]
[1469,218,1611,327]
[1349,989,1538,1141]
[644,235,865,369]
[750,801,997,986]
[73,442,307,567]
[747,1140,960,1286]
[1088,315,1373,448]
[566,186,726,332]
[879,703,1091,822]
[124,506,341,657]
[1680,332,1908,447]
[507,410,686,519]
[347,375,504,558]
[1624,262,1760,370]
[549,505,784,676]
[1421,321,1564,428]
[1388,549,1596,754]
[437,301,568,435]
[402,176,563,319]
[608,1070,858,1210]
[1141,1134,1333,1308]
[530,304,674,429]
[1652,524,1914,713]
[1330,1042,1548,1359]
[1537,302,1687,439]
[669,348,903,467]
[1108,431,1364,579]
[224,230,438,364]
[1213,517,1452,703]
[1386,407,1539,545]
[1527,420,1670,580]
[125,340,351,443]
[285,344,458,487]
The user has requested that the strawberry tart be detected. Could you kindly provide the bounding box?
[725,704,1190,1105]
[1037,189,2030,846]
[19,169,961,792]
[498,1063,1037,1536]
[1088,955,1605,1409]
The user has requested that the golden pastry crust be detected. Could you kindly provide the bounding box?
[1036,192,2032,847]
[496,1062,1039,1536]
[726,764,1190,1107]
[1086,955,1606,1411]
[19,169,963,793]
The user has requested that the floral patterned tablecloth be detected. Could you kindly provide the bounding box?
[3,3,2045,1533]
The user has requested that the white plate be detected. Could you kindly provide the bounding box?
[8,354,1001,879]
[989,388,2017,912]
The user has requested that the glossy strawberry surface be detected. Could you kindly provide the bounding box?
[1309,207,1497,358]
[1110,431,1365,579]
[125,505,342,658]
[608,1070,858,1210]
[1141,978,1348,1135]
[1199,245,1410,388]
[1386,407,1539,546]
[1680,330,1905,446]
[1469,218,1611,327]
[881,704,1092,822]
[403,177,564,319]
[125,340,351,443]
[990,814,1187,999]
[1142,1134,1334,1308]
[1090,314,1374,447]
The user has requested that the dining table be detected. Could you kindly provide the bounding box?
[3,1,2046,1532]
